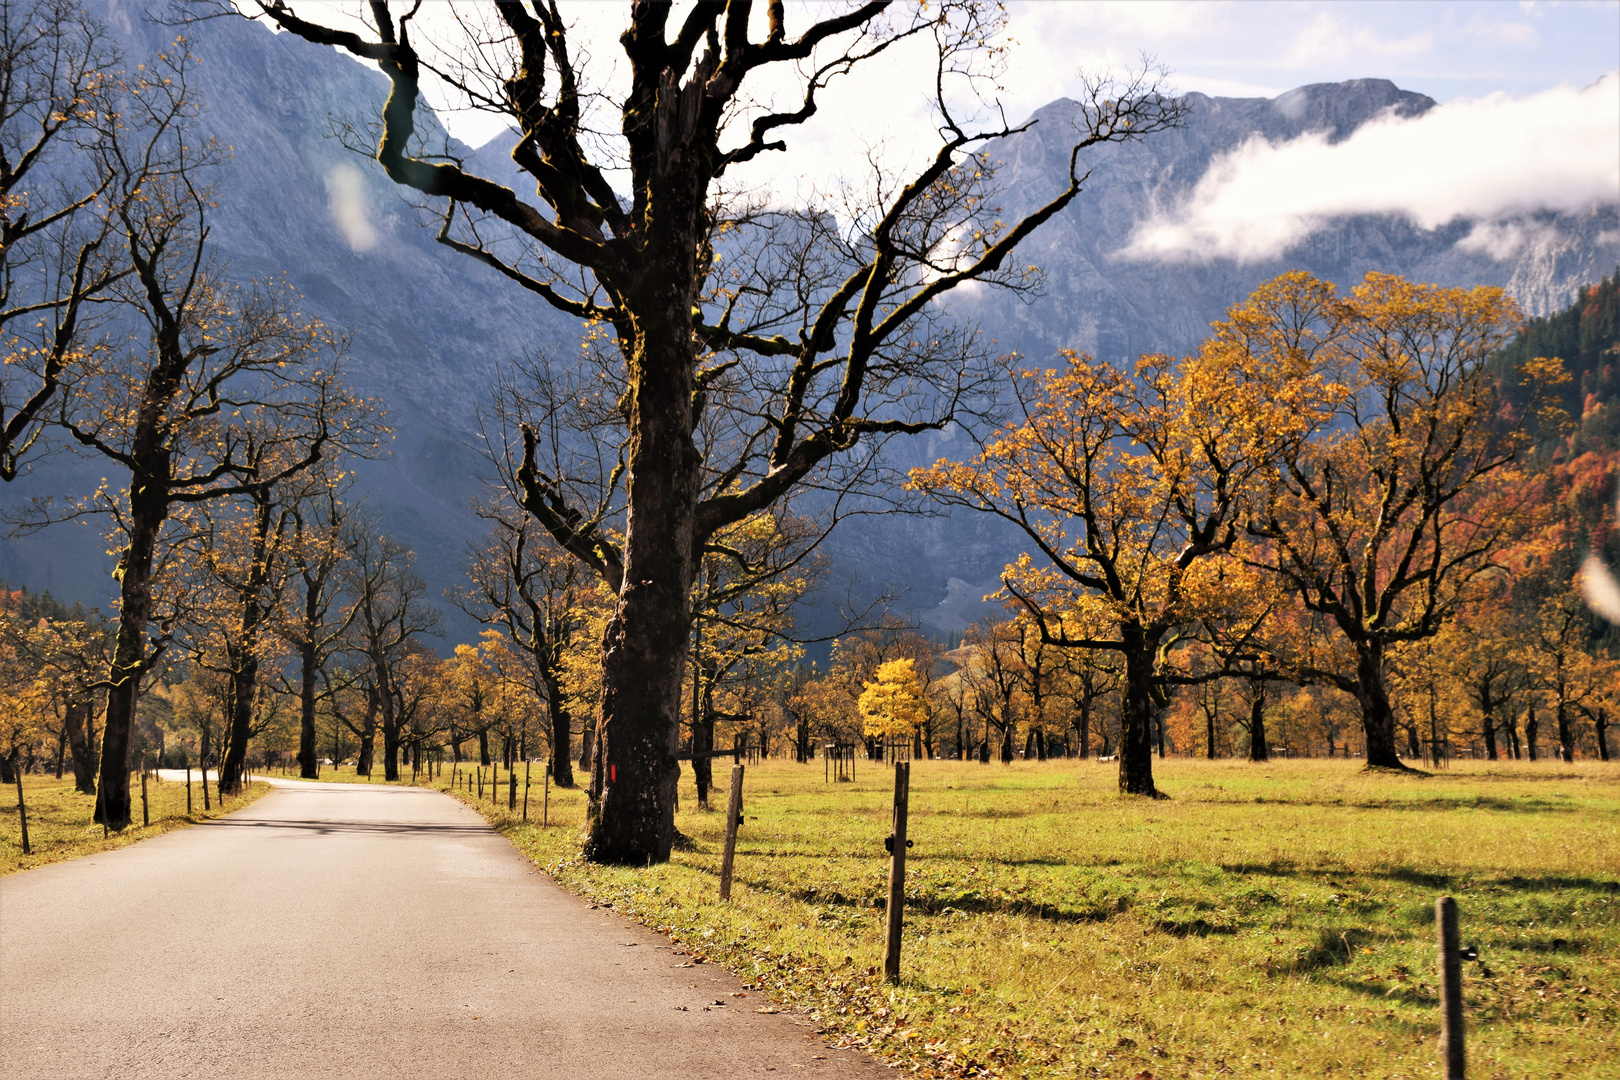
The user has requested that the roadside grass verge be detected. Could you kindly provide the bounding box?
[372,757,1618,1078]
[2,773,272,876]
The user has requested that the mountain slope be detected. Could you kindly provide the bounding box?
[2,8,1615,646]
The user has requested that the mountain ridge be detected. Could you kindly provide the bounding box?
[2,6,1615,646]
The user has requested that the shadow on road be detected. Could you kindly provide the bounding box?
[199,818,494,836]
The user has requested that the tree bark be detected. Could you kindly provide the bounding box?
[1595,710,1610,762]
[1078,697,1091,760]
[692,714,714,809]
[219,641,258,795]
[583,297,700,863]
[1354,642,1404,769]
[1557,702,1575,763]
[98,477,167,828]
[1248,681,1268,763]
[297,640,319,778]
[64,698,98,795]
[1118,643,1161,796]
[1525,702,1539,761]
[540,667,574,788]
[355,692,377,776]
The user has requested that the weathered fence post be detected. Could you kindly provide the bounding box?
[141,766,149,827]
[523,757,531,822]
[186,766,193,816]
[15,774,30,855]
[719,764,744,900]
[884,760,911,984]
[543,762,551,827]
[1438,895,1465,1080]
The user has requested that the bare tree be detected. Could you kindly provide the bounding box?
[0,0,127,478]
[232,0,1180,861]
[457,497,593,788]
[343,515,441,782]
[19,48,376,826]
[277,472,361,779]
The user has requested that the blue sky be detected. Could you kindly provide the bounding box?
[1004,0,1620,107]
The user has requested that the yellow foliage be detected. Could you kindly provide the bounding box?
[858,658,927,738]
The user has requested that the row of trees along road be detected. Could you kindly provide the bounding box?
[0,4,386,826]
[4,1,1612,838]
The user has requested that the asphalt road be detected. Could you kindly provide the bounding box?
[0,777,889,1079]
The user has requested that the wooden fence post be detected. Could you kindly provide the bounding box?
[523,757,531,822]
[141,766,149,827]
[186,767,193,816]
[543,763,551,827]
[884,760,911,984]
[719,764,744,900]
[15,774,30,855]
[1438,895,1465,1079]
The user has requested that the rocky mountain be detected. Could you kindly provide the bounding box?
[3,6,1615,646]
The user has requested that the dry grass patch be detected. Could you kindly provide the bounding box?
[432,758,1616,1079]
[2,773,272,875]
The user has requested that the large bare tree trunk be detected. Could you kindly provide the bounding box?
[99,480,167,828]
[65,698,98,794]
[1117,643,1160,797]
[219,644,258,795]
[1248,681,1268,763]
[585,313,698,864]
[539,668,573,788]
[298,641,319,778]
[1355,642,1403,769]
[1557,703,1575,763]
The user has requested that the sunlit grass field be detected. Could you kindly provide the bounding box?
[1,771,272,875]
[420,756,1617,1080]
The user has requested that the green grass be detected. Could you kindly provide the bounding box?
[2,772,272,875]
[407,757,1619,1080]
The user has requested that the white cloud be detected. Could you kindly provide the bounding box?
[1123,72,1620,263]
[326,163,377,253]
[1455,219,1564,261]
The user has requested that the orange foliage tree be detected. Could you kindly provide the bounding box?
[910,336,1311,794]
[1238,272,1562,770]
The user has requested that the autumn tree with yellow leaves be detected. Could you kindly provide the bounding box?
[910,331,1306,794]
[858,658,927,743]
[1237,272,1564,770]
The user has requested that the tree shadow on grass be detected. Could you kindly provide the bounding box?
[1331,976,1437,1005]
[755,880,1129,924]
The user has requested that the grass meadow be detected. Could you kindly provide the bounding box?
[1,771,272,875]
[426,756,1617,1080]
